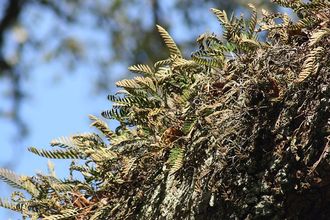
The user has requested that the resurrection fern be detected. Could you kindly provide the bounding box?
[0,1,330,219]
[168,147,184,174]
[28,147,85,160]
[297,46,324,82]
[128,64,155,76]
[156,25,182,58]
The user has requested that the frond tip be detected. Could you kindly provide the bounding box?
[156,25,182,58]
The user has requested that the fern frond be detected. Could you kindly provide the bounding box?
[122,157,137,177]
[247,4,257,37]
[0,198,22,212]
[289,17,315,31]
[0,168,25,190]
[156,25,182,58]
[182,117,197,135]
[309,28,330,46]
[211,8,229,26]
[89,114,114,140]
[128,64,154,76]
[240,35,261,48]
[135,76,157,92]
[44,209,81,220]
[101,108,128,120]
[90,148,118,162]
[154,57,174,69]
[28,147,85,159]
[297,47,324,82]
[116,78,141,89]
[71,133,106,150]
[48,178,74,192]
[169,147,184,174]
[272,0,301,10]
[192,55,223,68]
[50,136,75,149]
[0,168,39,196]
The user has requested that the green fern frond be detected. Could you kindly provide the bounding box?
[28,147,85,159]
[128,64,154,76]
[156,25,182,58]
[89,114,114,140]
[102,108,128,120]
[182,117,197,135]
[240,35,261,48]
[169,147,184,174]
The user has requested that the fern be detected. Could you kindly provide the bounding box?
[247,4,257,38]
[89,114,114,140]
[0,198,22,212]
[1,2,330,219]
[309,28,330,46]
[122,157,137,177]
[128,64,154,76]
[156,25,182,58]
[28,147,85,159]
[0,168,39,196]
[168,147,184,174]
[116,78,141,90]
[297,46,324,82]
[43,208,81,220]
[50,136,75,149]
[101,108,128,120]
